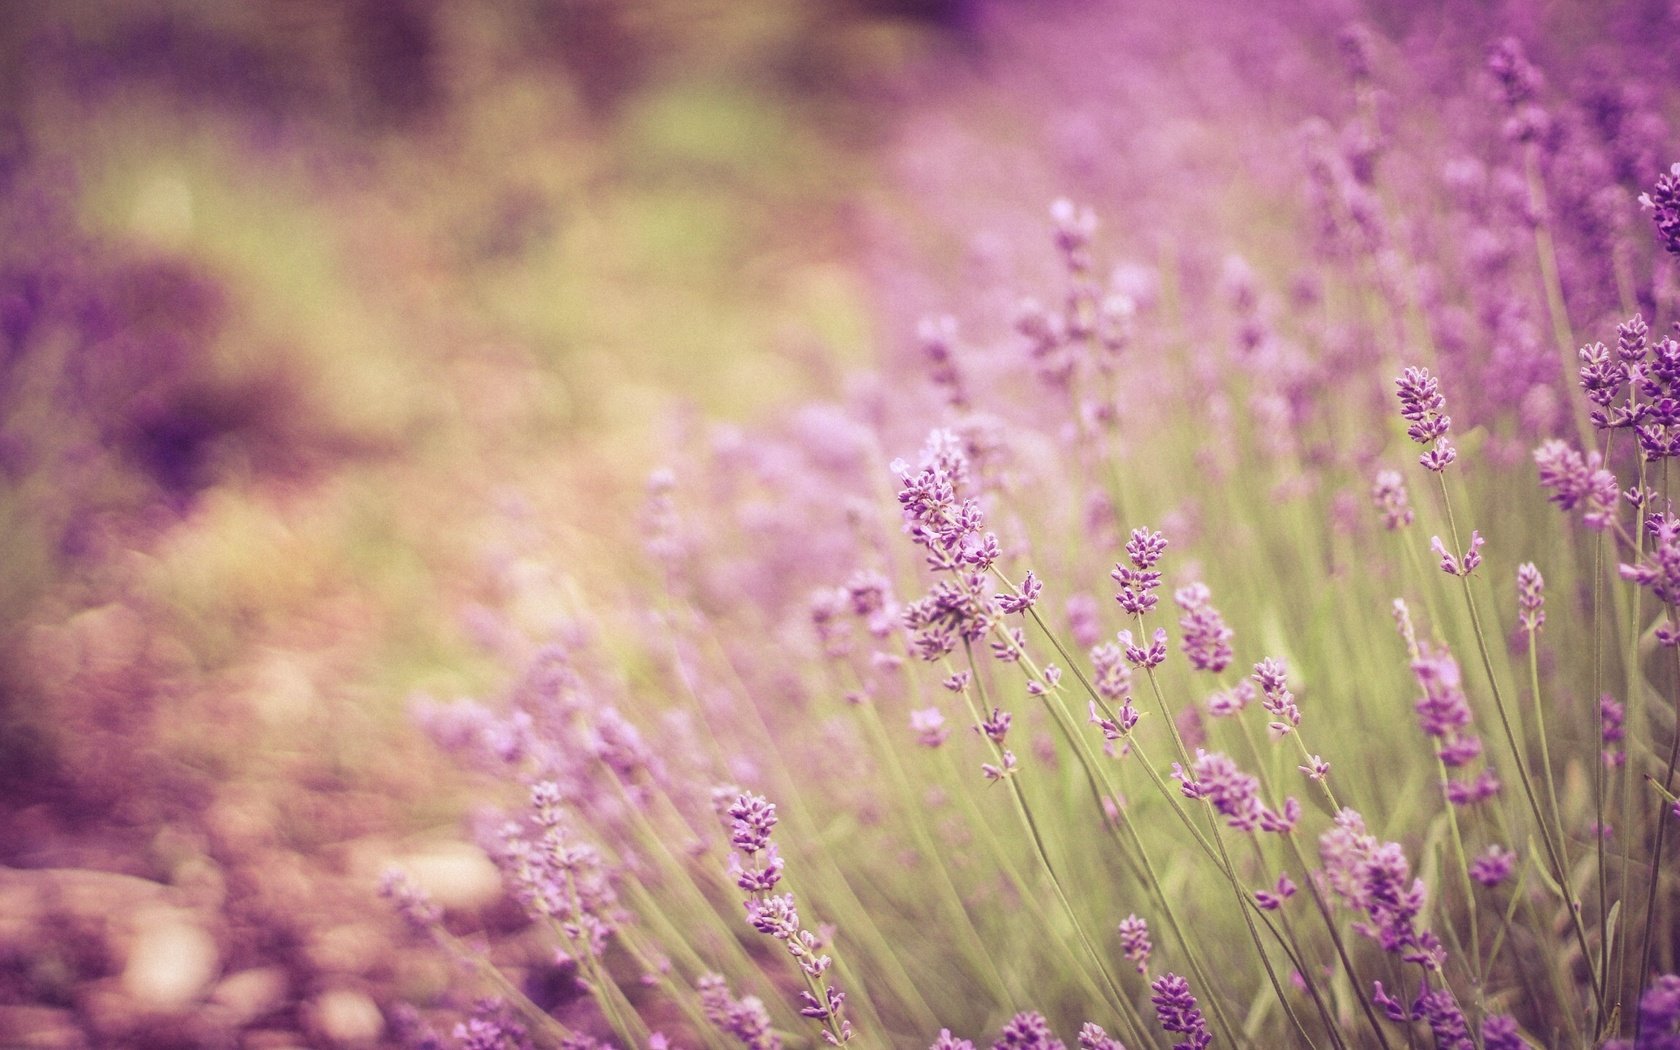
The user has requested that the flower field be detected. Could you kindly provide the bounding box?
[3,2,1679,1048]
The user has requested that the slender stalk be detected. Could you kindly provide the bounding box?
[1131,626,1327,1050]
[1435,474,1605,1013]
[1633,626,1680,1045]
[960,642,1155,1048]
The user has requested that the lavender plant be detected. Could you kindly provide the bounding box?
[385,8,1680,1049]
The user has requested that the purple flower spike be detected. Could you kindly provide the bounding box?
[1150,973,1212,1050]
[380,868,443,935]
[1535,440,1619,528]
[1397,367,1448,439]
[1125,527,1168,569]
[1119,627,1169,669]
[1431,531,1483,576]
[931,1031,976,1050]
[911,707,949,748]
[1175,583,1234,673]
[699,974,780,1050]
[997,571,1044,615]
[1516,563,1544,632]
[1371,470,1414,529]
[1076,1023,1124,1050]
[1470,844,1516,887]
[1601,696,1627,768]
[1641,163,1680,259]
[992,1012,1067,1050]
[1119,913,1152,974]
[1252,658,1301,736]
[1396,366,1457,472]
[1480,1015,1523,1050]
[728,793,778,854]
[1416,990,1474,1050]
[982,750,1018,782]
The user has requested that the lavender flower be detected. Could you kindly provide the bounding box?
[1113,528,1167,615]
[1206,680,1255,718]
[1252,658,1301,736]
[1088,698,1139,742]
[380,867,443,934]
[1535,440,1620,527]
[1516,563,1544,631]
[993,1011,1067,1050]
[1076,1023,1125,1050]
[911,707,949,747]
[1175,749,1294,832]
[1371,469,1415,529]
[1470,844,1516,887]
[919,315,969,410]
[997,571,1044,615]
[1602,695,1627,767]
[724,792,851,1043]
[1090,639,1135,701]
[1641,163,1680,258]
[1411,645,1472,747]
[1430,531,1483,577]
[982,750,1019,782]
[729,793,778,854]
[1639,973,1680,1037]
[931,1031,976,1050]
[1396,366,1456,471]
[455,1009,535,1050]
[1118,913,1152,974]
[1254,874,1298,911]
[498,819,619,960]
[699,974,780,1050]
[1119,627,1168,670]
[1486,37,1547,143]
[1415,989,1475,1050]
[1620,513,1680,608]
[1579,340,1629,419]
[1319,809,1443,970]
[1174,583,1233,673]
[1480,1015,1524,1050]
[1150,973,1212,1050]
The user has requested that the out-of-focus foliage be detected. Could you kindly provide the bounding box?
[0,2,952,1045]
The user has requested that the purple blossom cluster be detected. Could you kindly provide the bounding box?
[725,792,852,1045]
[1112,529,1167,616]
[1173,584,1232,674]
[1148,974,1211,1050]
[1250,659,1300,738]
[699,974,779,1050]
[1409,645,1500,806]
[1319,809,1444,972]
[1641,163,1680,258]
[499,786,623,962]
[1396,367,1457,472]
[1174,749,1298,833]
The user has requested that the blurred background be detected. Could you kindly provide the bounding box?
[0,2,977,1045]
